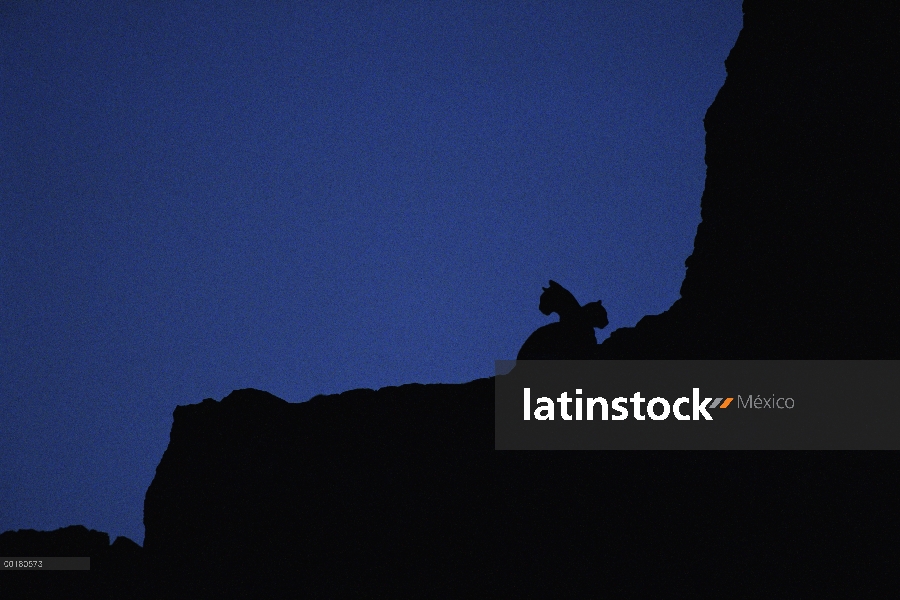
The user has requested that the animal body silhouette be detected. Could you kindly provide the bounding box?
[517,280,608,360]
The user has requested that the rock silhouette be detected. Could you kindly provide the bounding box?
[4,2,899,597]
[593,2,899,360]
[516,280,608,359]
[142,384,494,598]
[0,526,147,599]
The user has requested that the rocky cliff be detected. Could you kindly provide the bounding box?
[142,383,494,598]
[139,3,899,596]
[5,1,899,597]
[143,393,898,598]
[598,1,899,359]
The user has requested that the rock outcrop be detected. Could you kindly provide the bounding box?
[596,1,898,359]
[142,383,494,598]
[142,392,899,598]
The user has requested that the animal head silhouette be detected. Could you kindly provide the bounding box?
[538,280,581,318]
[581,300,609,329]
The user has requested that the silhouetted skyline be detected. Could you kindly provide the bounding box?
[1,1,742,543]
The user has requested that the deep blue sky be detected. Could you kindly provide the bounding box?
[1,1,742,544]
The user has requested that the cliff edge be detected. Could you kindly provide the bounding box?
[598,1,898,359]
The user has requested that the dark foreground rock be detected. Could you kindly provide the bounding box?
[144,384,494,598]
[141,387,898,598]
[9,386,896,598]
[0,526,147,599]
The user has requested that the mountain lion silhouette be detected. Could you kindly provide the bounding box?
[517,280,608,360]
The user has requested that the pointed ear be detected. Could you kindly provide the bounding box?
[542,286,548,292]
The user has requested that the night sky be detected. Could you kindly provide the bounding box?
[1,1,742,544]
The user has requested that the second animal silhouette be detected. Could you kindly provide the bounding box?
[516,280,608,360]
